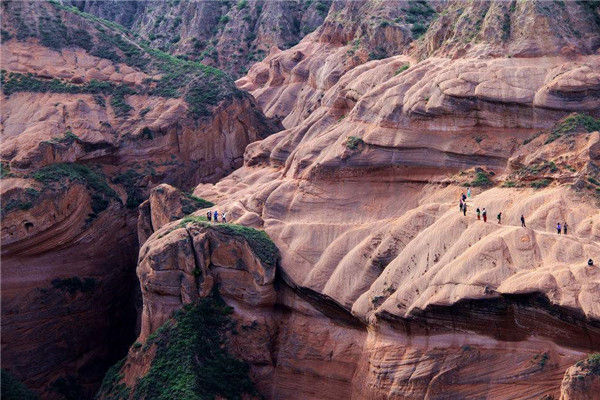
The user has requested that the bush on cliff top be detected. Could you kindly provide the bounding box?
[545,113,600,144]
[175,216,279,268]
[30,163,120,215]
[97,294,256,400]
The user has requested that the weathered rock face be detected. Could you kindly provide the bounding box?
[560,355,600,400]
[68,0,334,78]
[0,1,278,398]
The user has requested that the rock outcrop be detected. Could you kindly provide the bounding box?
[560,354,600,400]
[0,1,278,397]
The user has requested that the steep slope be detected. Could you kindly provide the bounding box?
[0,1,278,398]
[67,0,334,78]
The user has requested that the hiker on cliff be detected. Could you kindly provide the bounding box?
[222,212,227,223]
[589,259,594,267]
[214,210,218,222]
[476,208,481,220]
[521,215,526,228]
[467,187,472,198]
[207,211,212,222]
[463,202,467,216]
[459,199,464,212]
[497,212,502,224]
[563,222,568,235]
[482,208,487,222]
[462,193,467,202]
[557,222,562,234]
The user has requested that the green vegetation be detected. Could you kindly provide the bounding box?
[181,192,214,215]
[98,294,257,400]
[588,353,600,374]
[96,359,130,400]
[112,169,145,209]
[315,1,329,17]
[465,171,492,187]
[530,179,551,189]
[404,0,436,38]
[213,224,279,268]
[30,163,119,215]
[1,73,135,116]
[6,2,241,120]
[394,64,410,76]
[44,130,80,145]
[533,352,549,369]
[545,113,600,144]
[346,136,364,150]
[1,369,37,400]
[139,107,151,118]
[368,46,388,60]
[237,0,248,10]
[51,277,97,295]
[175,216,279,268]
[1,162,14,178]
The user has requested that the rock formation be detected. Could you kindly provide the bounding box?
[0,1,277,398]
[3,0,600,399]
[67,0,334,77]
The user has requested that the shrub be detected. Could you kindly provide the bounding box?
[545,113,600,144]
[394,64,409,75]
[530,179,551,189]
[411,23,428,38]
[346,136,364,150]
[467,171,492,187]
[236,0,248,10]
[112,169,144,209]
[99,294,257,400]
[30,163,119,215]
[181,192,214,215]
[588,353,600,374]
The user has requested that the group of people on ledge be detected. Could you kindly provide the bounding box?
[207,210,227,223]
[459,190,594,267]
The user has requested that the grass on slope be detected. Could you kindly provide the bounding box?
[545,113,600,144]
[3,0,241,119]
[30,163,120,216]
[97,294,256,400]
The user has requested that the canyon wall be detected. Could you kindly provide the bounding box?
[103,1,600,399]
[0,1,278,398]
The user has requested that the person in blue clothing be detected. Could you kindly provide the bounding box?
[214,210,218,222]
[557,222,561,234]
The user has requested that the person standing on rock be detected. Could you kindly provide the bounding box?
[463,202,467,216]
[462,193,467,202]
[467,187,472,198]
[222,212,227,223]
[557,222,561,234]
[521,215,526,228]
[482,208,487,222]
[214,210,218,222]
[459,199,464,213]
[207,211,212,222]
[497,212,502,224]
[563,222,568,235]
[476,208,481,220]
